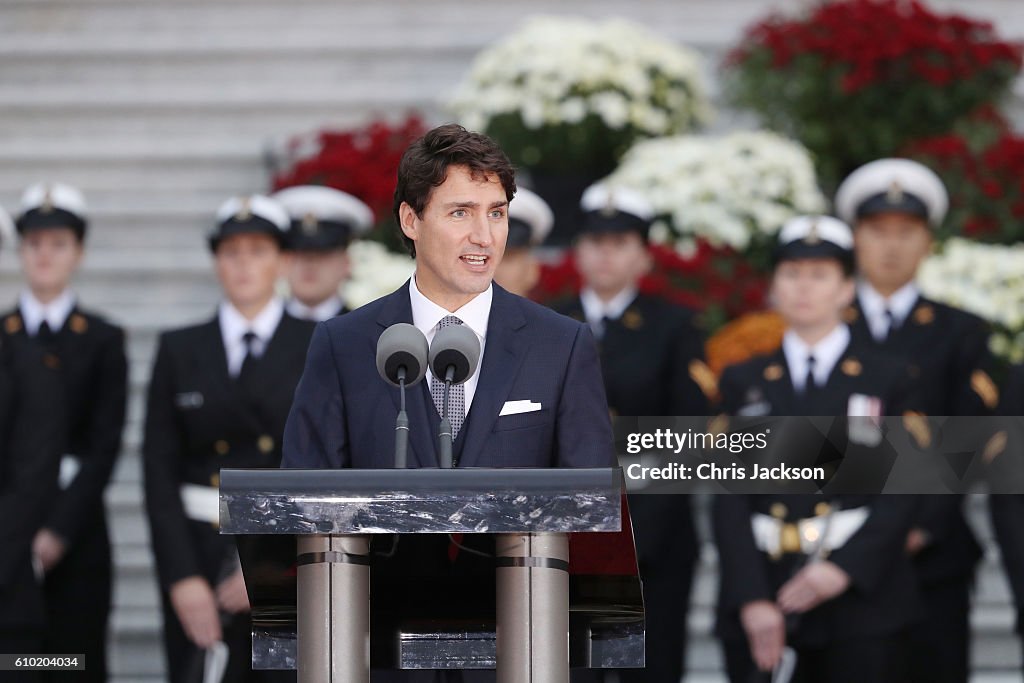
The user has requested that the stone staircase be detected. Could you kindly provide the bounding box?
[1,1,1023,681]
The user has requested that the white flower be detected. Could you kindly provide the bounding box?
[344,241,416,309]
[604,131,825,252]
[449,16,711,135]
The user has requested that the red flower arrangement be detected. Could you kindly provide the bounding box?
[906,126,1024,244]
[726,0,1022,188]
[270,114,427,225]
[532,241,769,332]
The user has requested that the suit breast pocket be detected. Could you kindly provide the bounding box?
[493,408,551,432]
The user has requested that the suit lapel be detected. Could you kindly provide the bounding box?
[458,286,528,468]
[377,282,438,469]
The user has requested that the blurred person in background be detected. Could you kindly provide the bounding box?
[0,183,127,683]
[493,187,552,297]
[272,185,372,321]
[714,215,921,683]
[0,206,64,677]
[552,183,713,683]
[143,194,314,682]
[836,159,994,683]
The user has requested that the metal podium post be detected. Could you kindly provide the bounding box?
[296,534,371,683]
[495,532,570,683]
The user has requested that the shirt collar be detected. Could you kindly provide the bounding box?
[580,286,638,326]
[782,324,851,384]
[218,297,285,345]
[286,295,344,322]
[19,288,76,335]
[408,275,491,342]
[857,280,920,326]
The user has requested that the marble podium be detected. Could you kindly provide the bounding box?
[219,467,644,683]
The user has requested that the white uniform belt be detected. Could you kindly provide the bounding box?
[751,507,869,556]
[180,483,220,525]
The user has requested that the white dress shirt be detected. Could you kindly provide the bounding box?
[218,297,285,377]
[19,288,76,336]
[782,324,851,393]
[286,295,344,322]
[857,280,919,342]
[580,286,638,336]
[409,276,492,416]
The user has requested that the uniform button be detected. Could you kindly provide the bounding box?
[43,353,60,369]
[210,473,220,487]
[215,440,230,456]
[770,502,788,519]
[258,435,275,454]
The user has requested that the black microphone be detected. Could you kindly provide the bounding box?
[376,323,428,468]
[428,324,481,468]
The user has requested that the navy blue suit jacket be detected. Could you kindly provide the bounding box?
[282,281,615,469]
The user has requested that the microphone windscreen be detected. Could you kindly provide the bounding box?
[376,323,429,387]
[428,324,480,385]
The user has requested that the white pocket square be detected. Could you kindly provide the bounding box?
[499,400,542,416]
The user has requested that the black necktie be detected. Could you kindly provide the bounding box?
[238,331,259,382]
[37,320,55,344]
[882,308,897,342]
[804,354,817,395]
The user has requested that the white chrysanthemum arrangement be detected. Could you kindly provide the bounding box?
[918,238,1024,363]
[603,131,827,259]
[450,16,712,174]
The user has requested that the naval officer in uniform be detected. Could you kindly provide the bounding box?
[272,185,373,321]
[0,183,127,682]
[714,215,921,682]
[493,187,553,298]
[0,205,65,676]
[143,194,315,682]
[552,183,713,683]
[836,159,992,683]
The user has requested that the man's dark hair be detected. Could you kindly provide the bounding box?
[392,123,516,257]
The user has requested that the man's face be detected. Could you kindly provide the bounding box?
[494,247,540,297]
[574,231,650,298]
[771,258,854,330]
[19,227,83,295]
[400,165,508,309]
[854,212,932,292]
[288,249,350,306]
[214,233,288,310]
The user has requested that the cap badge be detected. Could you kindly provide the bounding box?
[301,212,319,235]
[235,197,253,222]
[600,189,617,218]
[40,187,55,214]
[804,219,821,245]
[886,181,904,205]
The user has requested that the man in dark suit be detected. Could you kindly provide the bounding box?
[552,182,712,683]
[143,194,315,683]
[283,123,614,471]
[836,159,990,683]
[282,123,614,683]
[0,212,65,675]
[272,185,374,321]
[0,183,127,682]
[714,215,921,683]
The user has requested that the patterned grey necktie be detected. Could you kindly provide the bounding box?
[430,315,466,439]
